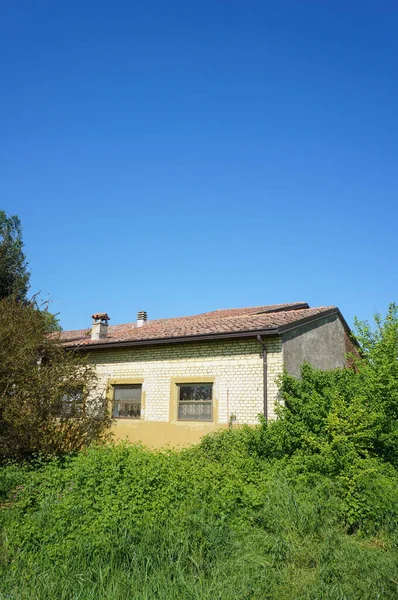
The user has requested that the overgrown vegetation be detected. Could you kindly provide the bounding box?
[0,305,397,599]
[0,296,112,460]
[254,305,398,475]
[0,209,109,459]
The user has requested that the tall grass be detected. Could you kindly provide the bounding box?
[1,430,398,599]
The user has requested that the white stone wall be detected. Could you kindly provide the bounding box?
[88,337,283,425]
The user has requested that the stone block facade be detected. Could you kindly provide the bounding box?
[89,336,283,447]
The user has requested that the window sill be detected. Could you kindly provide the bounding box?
[177,418,213,423]
[113,416,141,420]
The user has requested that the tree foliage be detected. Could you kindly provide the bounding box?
[0,210,30,302]
[42,307,63,332]
[0,297,112,460]
[0,210,62,331]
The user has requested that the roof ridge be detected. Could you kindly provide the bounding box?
[254,303,309,315]
[106,303,310,327]
[212,301,307,312]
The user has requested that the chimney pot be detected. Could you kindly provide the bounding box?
[137,311,147,327]
[91,313,110,340]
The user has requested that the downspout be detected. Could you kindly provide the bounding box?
[257,335,268,423]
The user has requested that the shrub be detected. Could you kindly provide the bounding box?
[1,440,398,599]
[0,297,112,460]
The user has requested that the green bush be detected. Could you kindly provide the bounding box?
[253,304,398,473]
[1,440,398,599]
[0,297,112,460]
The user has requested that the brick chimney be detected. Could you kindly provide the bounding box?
[137,311,147,327]
[91,313,110,340]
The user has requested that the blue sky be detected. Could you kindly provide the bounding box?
[1,1,397,331]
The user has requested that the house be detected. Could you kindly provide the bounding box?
[60,302,357,448]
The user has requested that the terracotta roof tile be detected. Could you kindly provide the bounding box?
[58,302,338,348]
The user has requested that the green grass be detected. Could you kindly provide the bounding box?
[1,430,398,599]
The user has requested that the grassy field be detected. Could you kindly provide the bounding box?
[1,427,398,600]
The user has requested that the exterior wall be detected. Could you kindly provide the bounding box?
[88,336,283,448]
[282,314,350,378]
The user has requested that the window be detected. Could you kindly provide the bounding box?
[112,384,142,419]
[177,383,213,421]
[59,387,84,416]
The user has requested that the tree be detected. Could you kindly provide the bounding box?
[0,296,113,460]
[353,303,398,466]
[0,210,62,331]
[43,306,63,332]
[0,210,30,302]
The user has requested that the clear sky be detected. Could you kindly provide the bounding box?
[1,0,397,331]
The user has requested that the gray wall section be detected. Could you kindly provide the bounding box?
[283,314,347,378]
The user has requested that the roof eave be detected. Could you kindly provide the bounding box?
[64,307,357,351]
[64,326,280,351]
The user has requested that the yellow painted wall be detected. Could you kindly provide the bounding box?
[112,419,228,449]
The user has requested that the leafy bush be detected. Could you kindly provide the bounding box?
[1,440,398,599]
[0,297,112,460]
[253,304,398,472]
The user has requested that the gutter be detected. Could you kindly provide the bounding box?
[65,326,280,351]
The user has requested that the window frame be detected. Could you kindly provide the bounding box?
[169,377,216,424]
[58,386,85,417]
[108,378,145,420]
[177,382,213,422]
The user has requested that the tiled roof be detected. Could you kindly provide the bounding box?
[59,302,338,348]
